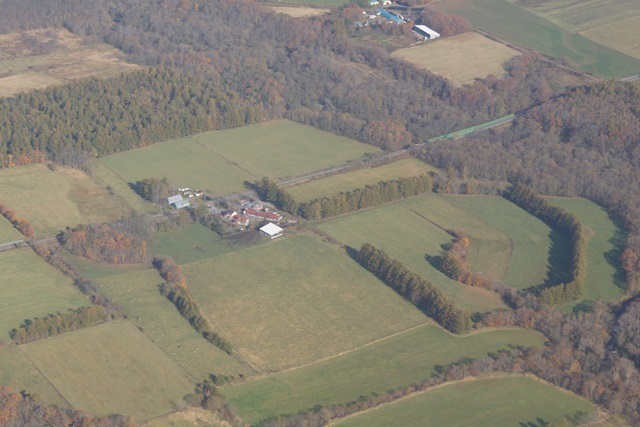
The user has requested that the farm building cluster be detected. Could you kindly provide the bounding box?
[357,7,440,40]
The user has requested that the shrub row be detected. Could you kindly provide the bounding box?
[357,243,472,334]
[439,233,493,289]
[0,202,34,238]
[62,223,148,265]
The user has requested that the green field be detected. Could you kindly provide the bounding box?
[22,320,195,422]
[318,193,510,313]
[444,195,559,289]
[338,376,596,427]
[223,325,544,424]
[68,255,253,381]
[0,216,22,243]
[267,0,347,6]
[0,249,88,342]
[548,197,625,308]
[151,223,237,265]
[432,0,640,78]
[0,346,68,407]
[100,120,381,197]
[285,158,437,203]
[183,234,426,372]
[92,162,157,216]
[0,164,130,236]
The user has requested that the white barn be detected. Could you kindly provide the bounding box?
[414,24,440,40]
[167,194,190,209]
[259,223,284,239]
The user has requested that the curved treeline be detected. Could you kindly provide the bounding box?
[357,243,472,334]
[0,67,261,160]
[506,183,587,304]
[9,306,110,344]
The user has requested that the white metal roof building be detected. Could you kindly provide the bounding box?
[414,24,440,39]
[259,223,284,239]
[167,194,184,205]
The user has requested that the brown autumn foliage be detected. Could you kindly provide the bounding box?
[0,202,34,238]
[63,224,148,264]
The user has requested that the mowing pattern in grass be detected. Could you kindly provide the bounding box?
[151,224,235,265]
[0,164,130,236]
[392,32,520,86]
[0,216,22,243]
[22,320,195,422]
[183,234,426,372]
[0,249,87,342]
[0,346,68,407]
[100,120,380,197]
[69,256,253,381]
[338,376,596,427]
[222,326,544,424]
[444,195,557,289]
[285,158,436,203]
[432,0,640,78]
[318,194,508,313]
[547,197,625,306]
[582,15,640,60]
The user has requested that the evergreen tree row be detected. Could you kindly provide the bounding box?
[506,183,588,304]
[255,177,298,215]
[9,306,110,344]
[357,243,472,334]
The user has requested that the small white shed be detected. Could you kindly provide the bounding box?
[259,223,284,239]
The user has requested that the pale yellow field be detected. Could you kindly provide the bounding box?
[392,32,520,86]
[0,28,140,97]
[582,15,640,60]
[268,6,330,17]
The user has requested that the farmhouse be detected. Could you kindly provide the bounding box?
[260,223,284,239]
[413,24,440,40]
[167,194,190,209]
[244,207,282,222]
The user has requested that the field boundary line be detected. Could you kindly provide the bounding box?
[191,140,259,179]
[18,346,73,408]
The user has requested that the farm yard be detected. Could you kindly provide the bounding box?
[182,234,427,372]
[431,0,640,78]
[267,6,331,17]
[0,249,87,342]
[0,28,140,97]
[21,320,195,422]
[0,164,130,236]
[99,120,381,197]
[337,376,597,427]
[285,158,437,203]
[391,32,521,86]
[222,326,544,424]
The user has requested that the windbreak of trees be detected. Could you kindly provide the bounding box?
[439,231,493,289]
[9,306,110,344]
[133,177,172,205]
[0,202,34,238]
[185,381,245,427]
[357,243,472,333]
[506,183,587,304]
[62,223,148,265]
[154,256,233,354]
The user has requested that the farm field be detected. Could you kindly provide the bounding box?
[267,5,330,17]
[337,375,596,427]
[223,325,545,424]
[99,120,381,197]
[444,195,560,290]
[0,28,140,97]
[265,0,347,6]
[0,249,87,342]
[582,15,640,60]
[151,223,237,265]
[0,164,130,236]
[22,320,195,422]
[0,216,22,243]
[318,193,512,313]
[0,346,68,407]
[391,32,520,86]
[285,158,436,203]
[68,256,253,381]
[431,0,640,78]
[92,162,157,216]
[182,233,426,372]
[548,197,625,307]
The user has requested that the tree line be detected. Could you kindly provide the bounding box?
[506,183,587,304]
[357,243,472,333]
[439,231,493,289]
[9,306,110,344]
[154,256,233,355]
[0,202,34,238]
[62,223,148,265]
[185,381,245,427]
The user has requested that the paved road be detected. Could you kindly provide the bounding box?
[622,74,640,82]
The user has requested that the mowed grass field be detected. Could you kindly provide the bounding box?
[68,255,253,381]
[337,376,596,427]
[100,120,381,197]
[318,193,512,313]
[392,32,520,86]
[548,197,625,306]
[266,0,347,6]
[285,158,436,203]
[0,249,87,342]
[0,216,22,243]
[22,320,195,422]
[0,28,140,97]
[267,6,330,17]
[431,0,640,78]
[444,195,558,289]
[151,223,236,265]
[582,16,640,60]
[0,164,130,236]
[0,346,68,407]
[182,234,427,372]
[223,325,544,424]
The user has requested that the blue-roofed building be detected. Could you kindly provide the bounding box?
[378,9,404,24]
